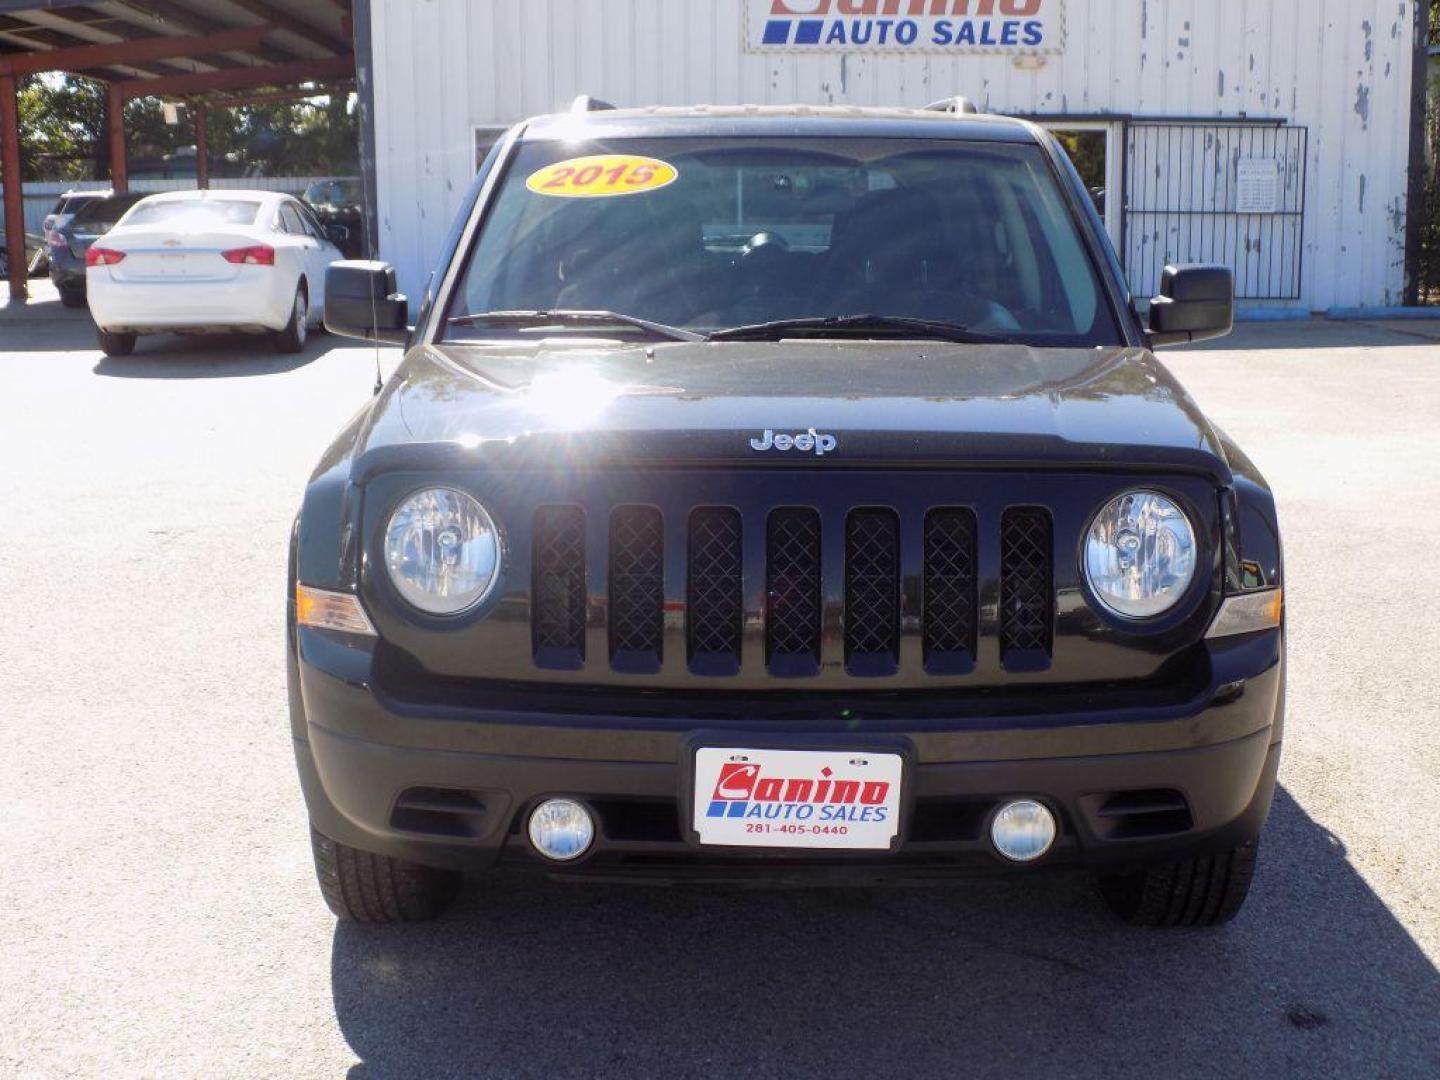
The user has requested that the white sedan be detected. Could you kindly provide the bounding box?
[85,189,346,357]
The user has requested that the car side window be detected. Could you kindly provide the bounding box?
[278,203,305,235]
[297,204,327,241]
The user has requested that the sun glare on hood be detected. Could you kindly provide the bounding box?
[523,368,627,427]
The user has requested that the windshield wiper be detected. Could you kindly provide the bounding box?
[706,314,1012,344]
[447,309,703,342]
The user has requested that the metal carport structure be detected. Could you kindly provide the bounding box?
[0,0,355,299]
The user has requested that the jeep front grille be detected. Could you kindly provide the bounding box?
[608,506,664,671]
[999,507,1054,666]
[532,505,587,666]
[687,508,743,675]
[844,509,900,675]
[923,508,978,673]
[529,501,1058,677]
[765,508,823,676]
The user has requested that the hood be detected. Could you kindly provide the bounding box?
[350,340,1232,482]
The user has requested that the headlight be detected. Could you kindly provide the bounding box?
[1083,490,1197,619]
[384,487,501,615]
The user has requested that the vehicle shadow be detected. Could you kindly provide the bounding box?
[0,289,341,373]
[330,786,1439,1078]
[91,330,333,378]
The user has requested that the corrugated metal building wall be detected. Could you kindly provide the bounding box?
[368,0,1418,310]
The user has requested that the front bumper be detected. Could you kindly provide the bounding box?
[291,628,1284,881]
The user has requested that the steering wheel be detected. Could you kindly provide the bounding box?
[735,232,792,291]
[738,231,791,265]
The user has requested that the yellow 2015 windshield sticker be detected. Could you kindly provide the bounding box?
[526,155,678,198]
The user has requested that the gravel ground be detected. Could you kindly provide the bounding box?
[1,288,1437,1078]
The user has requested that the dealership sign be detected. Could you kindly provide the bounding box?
[746,0,1065,54]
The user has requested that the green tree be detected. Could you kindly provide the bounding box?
[207,94,358,177]
[12,73,356,182]
[15,73,106,180]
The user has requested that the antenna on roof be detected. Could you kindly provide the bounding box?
[569,94,616,114]
[923,96,981,115]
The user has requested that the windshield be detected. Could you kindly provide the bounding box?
[122,199,262,228]
[444,137,1119,346]
[71,194,145,232]
[304,181,360,205]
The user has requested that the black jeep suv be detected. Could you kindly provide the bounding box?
[291,101,1283,928]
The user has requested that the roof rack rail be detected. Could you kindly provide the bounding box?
[923,96,980,115]
[569,94,616,113]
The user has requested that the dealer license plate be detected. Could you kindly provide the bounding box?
[692,747,903,850]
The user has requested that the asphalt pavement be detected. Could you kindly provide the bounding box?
[1,285,1437,1078]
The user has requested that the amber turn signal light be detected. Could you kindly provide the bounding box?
[295,583,376,636]
[1206,588,1283,639]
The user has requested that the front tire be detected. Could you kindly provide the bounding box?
[310,829,460,923]
[97,328,136,357]
[1098,839,1259,928]
[272,282,309,354]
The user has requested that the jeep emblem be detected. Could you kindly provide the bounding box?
[749,428,837,456]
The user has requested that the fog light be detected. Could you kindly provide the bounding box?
[527,798,595,861]
[990,799,1057,862]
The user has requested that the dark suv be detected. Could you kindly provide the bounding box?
[47,192,147,307]
[301,178,363,258]
[292,101,1283,928]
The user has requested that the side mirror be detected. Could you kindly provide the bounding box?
[325,224,350,246]
[324,260,408,344]
[1147,264,1233,346]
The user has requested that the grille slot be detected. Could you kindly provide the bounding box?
[609,506,664,671]
[391,787,490,839]
[1090,789,1193,839]
[766,508,822,676]
[923,508,977,673]
[687,508,743,674]
[532,505,587,667]
[591,798,684,843]
[844,509,900,675]
[909,798,996,843]
[1000,507,1054,667]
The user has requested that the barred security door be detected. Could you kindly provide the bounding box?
[1124,122,1309,301]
